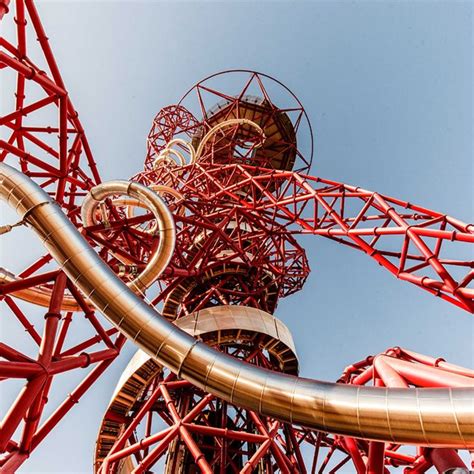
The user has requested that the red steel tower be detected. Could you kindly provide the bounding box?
[0,2,473,473]
[90,71,474,473]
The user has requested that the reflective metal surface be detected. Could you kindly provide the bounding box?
[193,118,265,163]
[0,179,175,310]
[0,266,80,311]
[81,180,175,294]
[175,305,299,374]
[1,162,473,448]
[94,349,162,470]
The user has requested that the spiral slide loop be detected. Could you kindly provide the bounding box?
[0,181,175,310]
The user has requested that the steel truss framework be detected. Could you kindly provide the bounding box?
[309,348,474,473]
[0,1,473,473]
[95,347,474,474]
[0,2,124,470]
[97,346,309,474]
[134,162,474,313]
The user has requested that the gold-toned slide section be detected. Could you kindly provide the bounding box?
[0,162,472,448]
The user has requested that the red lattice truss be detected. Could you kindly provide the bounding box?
[137,163,474,313]
[307,347,474,473]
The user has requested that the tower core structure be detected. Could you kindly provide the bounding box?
[94,71,314,473]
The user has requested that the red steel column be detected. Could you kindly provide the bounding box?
[429,448,467,473]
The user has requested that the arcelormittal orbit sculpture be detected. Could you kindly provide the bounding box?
[0,2,473,473]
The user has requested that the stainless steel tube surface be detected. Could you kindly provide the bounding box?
[1,162,472,448]
[0,181,176,310]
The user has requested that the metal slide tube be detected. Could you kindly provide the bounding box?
[0,181,177,309]
[80,180,176,294]
[1,162,472,448]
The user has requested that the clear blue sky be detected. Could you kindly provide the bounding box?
[1,1,472,472]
